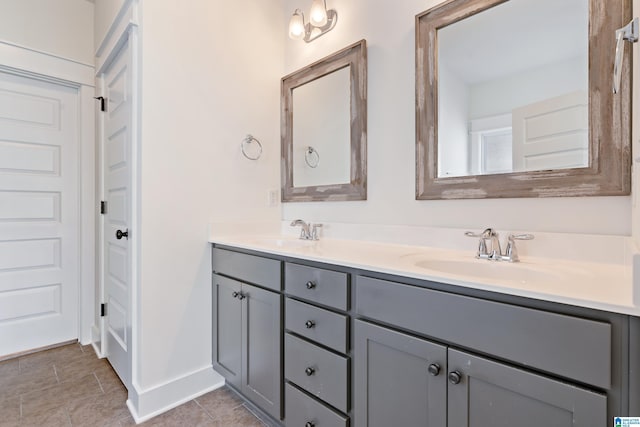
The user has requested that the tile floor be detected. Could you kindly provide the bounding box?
[0,342,267,426]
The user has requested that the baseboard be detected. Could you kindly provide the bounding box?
[126,366,225,423]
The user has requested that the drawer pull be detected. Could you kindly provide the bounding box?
[448,370,462,385]
[305,367,316,376]
[428,363,441,376]
[306,281,316,289]
[305,423,315,427]
[305,320,316,329]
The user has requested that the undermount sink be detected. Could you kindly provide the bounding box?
[412,258,559,284]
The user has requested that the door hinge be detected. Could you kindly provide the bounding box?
[100,201,107,214]
[94,96,106,112]
[100,303,107,317]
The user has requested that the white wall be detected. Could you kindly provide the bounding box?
[94,0,127,52]
[137,0,283,390]
[282,0,631,235]
[469,56,587,120]
[0,0,94,64]
[438,61,469,177]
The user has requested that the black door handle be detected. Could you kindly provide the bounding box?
[116,229,129,240]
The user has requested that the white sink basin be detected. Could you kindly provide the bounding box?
[413,258,559,284]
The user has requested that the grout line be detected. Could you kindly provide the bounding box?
[94,372,105,394]
[193,398,217,421]
[53,365,60,383]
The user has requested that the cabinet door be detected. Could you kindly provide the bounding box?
[354,320,447,427]
[212,274,242,389]
[447,349,607,427]
[242,283,282,420]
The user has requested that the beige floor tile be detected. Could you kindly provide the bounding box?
[94,365,126,394]
[19,407,71,427]
[21,373,103,417]
[66,387,129,427]
[209,404,266,427]
[137,401,215,426]
[195,387,244,420]
[0,358,19,377]
[19,344,84,374]
[0,365,58,401]
[55,353,109,383]
[0,395,20,427]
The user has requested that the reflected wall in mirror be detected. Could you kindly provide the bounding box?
[282,40,367,202]
[292,66,351,187]
[416,0,631,199]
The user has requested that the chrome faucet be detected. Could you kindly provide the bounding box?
[290,219,323,240]
[465,228,534,262]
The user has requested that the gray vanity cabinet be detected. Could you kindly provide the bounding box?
[212,272,282,420]
[447,349,606,427]
[354,320,447,427]
[354,319,606,427]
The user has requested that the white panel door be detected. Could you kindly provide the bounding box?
[512,91,588,172]
[0,70,79,356]
[101,41,132,388]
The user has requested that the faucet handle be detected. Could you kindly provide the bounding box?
[508,233,534,241]
[503,233,534,262]
[310,223,323,240]
[465,230,490,259]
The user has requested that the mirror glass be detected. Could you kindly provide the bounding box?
[292,66,351,187]
[437,0,589,177]
[282,40,367,202]
[416,0,631,199]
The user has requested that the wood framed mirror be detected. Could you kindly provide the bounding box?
[281,40,367,202]
[416,0,631,199]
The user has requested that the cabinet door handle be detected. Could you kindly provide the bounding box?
[448,370,462,385]
[305,320,315,329]
[305,367,315,376]
[232,291,239,298]
[237,292,246,300]
[305,281,316,289]
[305,422,315,427]
[428,363,441,376]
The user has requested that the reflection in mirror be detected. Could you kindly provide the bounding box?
[437,0,588,177]
[282,40,367,202]
[416,0,631,199]
[293,66,351,187]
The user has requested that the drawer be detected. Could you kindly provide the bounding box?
[286,298,349,353]
[212,247,281,291]
[285,383,348,427]
[355,275,612,389]
[285,263,348,310]
[285,333,349,413]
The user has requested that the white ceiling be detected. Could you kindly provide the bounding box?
[438,0,589,84]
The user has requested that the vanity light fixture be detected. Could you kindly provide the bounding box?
[288,0,337,43]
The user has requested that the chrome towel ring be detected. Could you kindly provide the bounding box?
[241,134,262,160]
[305,146,319,168]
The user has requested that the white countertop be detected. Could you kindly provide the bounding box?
[209,230,640,316]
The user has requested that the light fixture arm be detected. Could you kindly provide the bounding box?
[302,9,337,42]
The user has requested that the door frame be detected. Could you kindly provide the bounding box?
[0,41,96,348]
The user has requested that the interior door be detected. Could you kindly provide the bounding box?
[0,70,79,356]
[101,39,133,388]
[512,90,588,172]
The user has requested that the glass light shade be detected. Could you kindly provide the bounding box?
[309,0,328,27]
[289,10,305,39]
